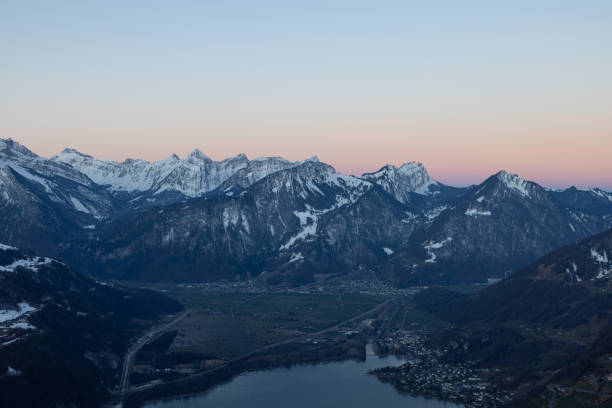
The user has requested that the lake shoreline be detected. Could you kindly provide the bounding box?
[131,341,463,408]
[124,338,369,407]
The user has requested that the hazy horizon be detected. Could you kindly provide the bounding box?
[4,136,611,191]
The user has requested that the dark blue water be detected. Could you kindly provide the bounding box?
[145,345,463,408]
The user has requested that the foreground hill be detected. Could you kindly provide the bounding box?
[413,228,612,404]
[0,244,183,407]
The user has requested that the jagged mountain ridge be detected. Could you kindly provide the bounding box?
[0,139,113,217]
[53,144,320,208]
[362,162,439,197]
[361,162,469,213]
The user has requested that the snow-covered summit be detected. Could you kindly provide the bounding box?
[361,161,439,202]
[0,138,37,159]
[0,138,95,188]
[60,148,92,158]
[493,170,533,198]
[187,148,211,161]
[52,146,322,201]
[54,147,175,192]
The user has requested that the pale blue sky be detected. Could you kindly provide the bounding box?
[1,1,611,188]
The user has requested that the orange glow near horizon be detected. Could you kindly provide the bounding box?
[12,116,612,190]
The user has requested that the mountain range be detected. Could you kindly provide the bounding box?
[1,137,611,285]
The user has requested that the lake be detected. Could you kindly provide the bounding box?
[145,344,464,408]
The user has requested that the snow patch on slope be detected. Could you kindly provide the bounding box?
[465,208,492,216]
[0,303,37,324]
[425,206,449,221]
[423,237,452,263]
[0,257,54,273]
[289,253,304,263]
[70,196,90,213]
[591,248,609,263]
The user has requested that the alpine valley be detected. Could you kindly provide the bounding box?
[2,137,612,408]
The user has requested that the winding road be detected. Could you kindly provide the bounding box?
[119,312,187,398]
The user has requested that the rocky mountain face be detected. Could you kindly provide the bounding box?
[0,139,114,255]
[71,161,419,285]
[382,171,612,286]
[550,186,612,218]
[362,162,440,198]
[1,137,612,286]
[361,162,467,208]
[53,146,312,209]
[0,244,182,407]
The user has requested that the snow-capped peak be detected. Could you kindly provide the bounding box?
[361,161,439,201]
[398,161,426,173]
[0,138,37,159]
[1,139,95,188]
[60,148,92,158]
[494,170,531,197]
[52,145,325,200]
[187,149,211,161]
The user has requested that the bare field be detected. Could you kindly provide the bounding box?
[149,288,386,359]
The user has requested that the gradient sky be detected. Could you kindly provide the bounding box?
[1,1,611,189]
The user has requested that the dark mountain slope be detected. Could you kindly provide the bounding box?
[412,229,612,401]
[384,172,612,286]
[416,228,612,327]
[0,244,182,407]
[69,161,422,284]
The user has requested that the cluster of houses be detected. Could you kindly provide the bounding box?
[372,330,514,407]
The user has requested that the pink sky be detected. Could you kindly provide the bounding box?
[13,119,612,190]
